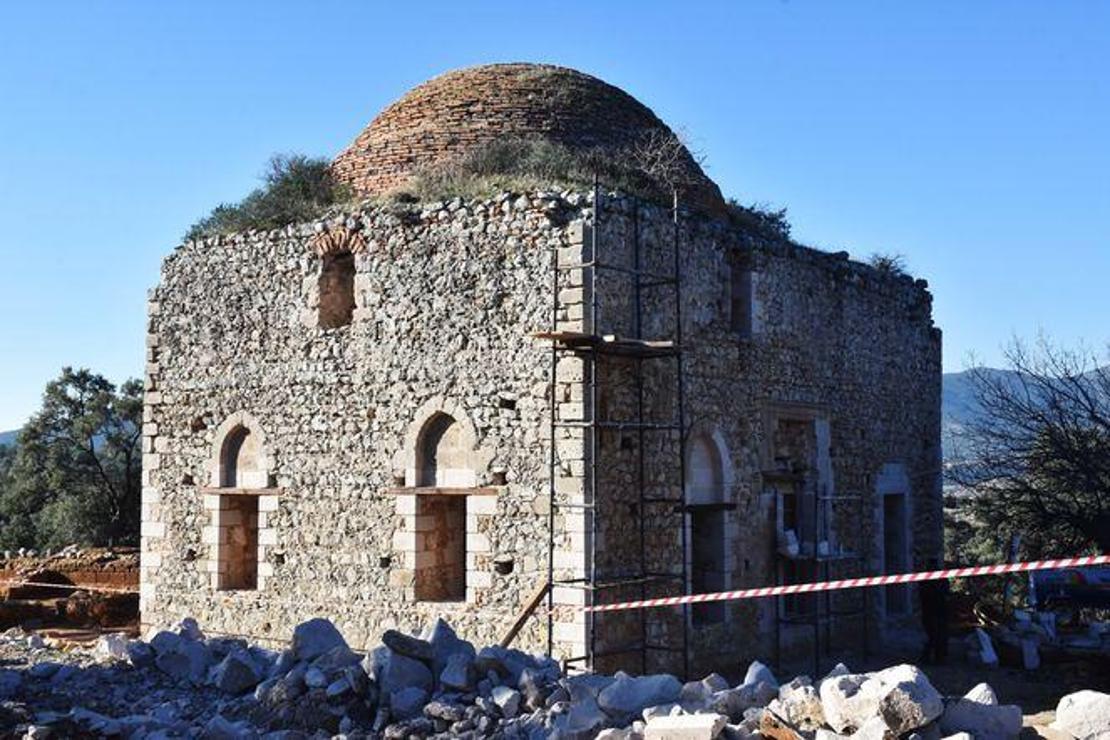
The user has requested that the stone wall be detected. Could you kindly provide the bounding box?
[576,195,942,674]
[142,188,941,672]
[141,192,591,656]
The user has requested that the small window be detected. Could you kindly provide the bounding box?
[318,251,355,328]
[730,259,752,337]
[413,495,466,601]
[687,434,727,625]
[219,496,259,590]
[215,424,261,591]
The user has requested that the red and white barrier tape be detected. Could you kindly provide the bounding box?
[0,579,139,595]
[582,555,1110,613]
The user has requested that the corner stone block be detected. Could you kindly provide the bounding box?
[141,521,166,538]
[466,496,498,516]
[394,494,418,516]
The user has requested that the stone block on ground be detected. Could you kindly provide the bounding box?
[389,686,429,720]
[645,712,729,739]
[820,665,941,736]
[93,633,130,662]
[939,683,1020,740]
[759,710,805,740]
[492,684,522,718]
[1050,690,1110,740]
[0,669,21,699]
[742,661,778,690]
[291,618,348,662]
[382,629,434,663]
[768,682,825,731]
[439,650,474,690]
[212,650,263,694]
[364,646,434,695]
[599,673,683,724]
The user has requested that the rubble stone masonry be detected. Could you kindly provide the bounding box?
[141,189,940,672]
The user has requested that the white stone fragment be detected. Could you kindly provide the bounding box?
[644,712,729,739]
[1050,690,1110,740]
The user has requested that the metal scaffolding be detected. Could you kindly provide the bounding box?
[544,179,690,676]
[773,481,868,676]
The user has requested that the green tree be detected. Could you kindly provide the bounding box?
[949,340,1110,557]
[0,368,142,549]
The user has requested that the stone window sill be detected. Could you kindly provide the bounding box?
[385,486,499,497]
[199,487,283,496]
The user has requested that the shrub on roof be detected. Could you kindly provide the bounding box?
[185,154,349,240]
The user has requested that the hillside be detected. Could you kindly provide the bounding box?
[0,429,16,448]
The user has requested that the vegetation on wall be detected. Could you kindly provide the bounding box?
[185,154,350,240]
[868,252,910,277]
[0,368,142,550]
[184,139,796,242]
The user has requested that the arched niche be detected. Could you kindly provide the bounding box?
[395,398,492,488]
[204,412,274,592]
[416,412,469,487]
[684,427,735,625]
[209,412,271,489]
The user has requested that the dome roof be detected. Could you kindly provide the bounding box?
[332,63,724,213]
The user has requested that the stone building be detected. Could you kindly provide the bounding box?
[140,63,942,675]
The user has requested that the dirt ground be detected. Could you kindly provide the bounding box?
[0,548,139,636]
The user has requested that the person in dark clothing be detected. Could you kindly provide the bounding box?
[919,558,950,664]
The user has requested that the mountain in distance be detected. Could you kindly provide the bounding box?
[0,429,17,448]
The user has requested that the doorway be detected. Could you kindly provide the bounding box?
[882,492,909,615]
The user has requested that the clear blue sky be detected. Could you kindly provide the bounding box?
[1,2,1107,430]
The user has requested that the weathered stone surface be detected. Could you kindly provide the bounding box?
[382,629,434,663]
[440,650,474,690]
[291,619,347,662]
[492,684,522,718]
[769,681,825,731]
[331,64,725,213]
[93,634,130,662]
[155,638,212,685]
[760,709,805,740]
[365,646,434,695]
[820,665,941,736]
[939,683,1020,740]
[599,673,683,723]
[1050,690,1110,740]
[389,686,429,720]
[645,712,729,739]
[876,666,943,735]
[212,650,263,694]
[0,669,21,699]
[142,179,942,674]
[743,661,778,690]
[308,644,360,673]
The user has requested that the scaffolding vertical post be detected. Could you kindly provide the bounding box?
[586,176,603,670]
[632,201,648,675]
[546,199,560,657]
[672,188,690,680]
[543,178,690,676]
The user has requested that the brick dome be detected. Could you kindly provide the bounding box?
[332,63,725,213]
